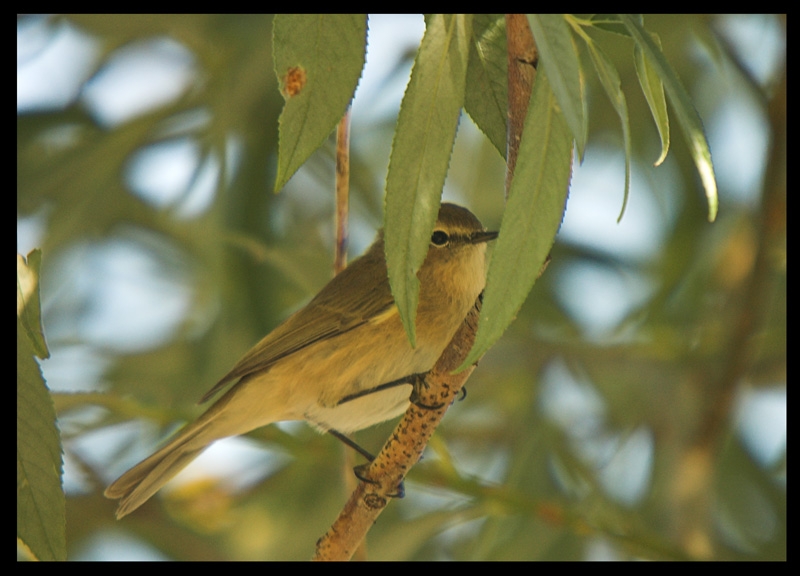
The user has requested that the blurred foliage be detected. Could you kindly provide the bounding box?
[17,14,785,560]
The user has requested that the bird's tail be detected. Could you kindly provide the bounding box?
[105,377,288,518]
[104,419,214,519]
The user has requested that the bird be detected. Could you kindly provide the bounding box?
[105,203,497,518]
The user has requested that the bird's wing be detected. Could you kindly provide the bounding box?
[199,242,394,403]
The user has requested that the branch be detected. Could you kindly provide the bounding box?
[334,108,351,275]
[504,14,538,196]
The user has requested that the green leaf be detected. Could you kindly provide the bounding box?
[528,14,586,158]
[619,15,718,222]
[634,33,670,167]
[588,14,634,37]
[464,14,507,157]
[273,14,367,191]
[460,69,572,369]
[584,39,633,222]
[17,250,49,359]
[385,15,472,347]
[17,265,65,561]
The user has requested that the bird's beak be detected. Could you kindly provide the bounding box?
[470,230,499,244]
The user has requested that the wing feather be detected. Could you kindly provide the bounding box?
[199,238,392,403]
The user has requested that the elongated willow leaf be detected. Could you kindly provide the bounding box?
[635,33,670,167]
[384,14,472,347]
[584,39,633,222]
[620,14,718,222]
[17,250,65,561]
[273,14,367,191]
[464,14,508,157]
[461,69,572,370]
[528,14,587,159]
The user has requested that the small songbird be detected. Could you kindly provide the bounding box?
[105,203,497,518]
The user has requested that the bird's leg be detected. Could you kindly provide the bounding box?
[327,429,405,498]
[336,371,446,410]
[335,372,428,405]
[327,428,375,461]
[329,370,451,498]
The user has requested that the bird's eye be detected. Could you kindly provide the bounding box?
[431,230,449,246]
